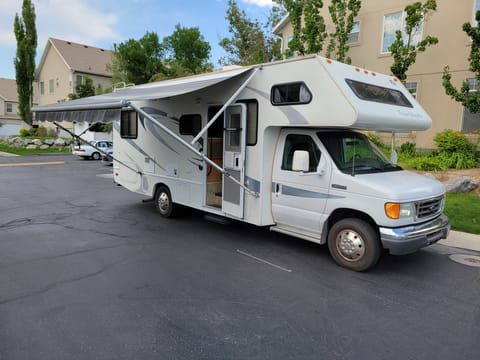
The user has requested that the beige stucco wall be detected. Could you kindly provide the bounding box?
[275,0,479,148]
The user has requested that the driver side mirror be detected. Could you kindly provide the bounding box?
[292,150,309,172]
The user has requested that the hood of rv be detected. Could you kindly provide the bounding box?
[337,170,445,202]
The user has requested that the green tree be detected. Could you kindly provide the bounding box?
[13,0,37,125]
[162,24,212,76]
[274,0,326,56]
[389,0,438,82]
[67,77,95,100]
[110,32,166,85]
[220,0,279,65]
[326,0,361,64]
[443,11,480,113]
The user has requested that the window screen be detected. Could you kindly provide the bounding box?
[120,111,138,139]
[271,82,312,105]
[346,79,413,108]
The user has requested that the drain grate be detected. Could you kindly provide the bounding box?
[449,254,480,268]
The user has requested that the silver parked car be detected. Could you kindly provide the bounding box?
[72,140,112,160]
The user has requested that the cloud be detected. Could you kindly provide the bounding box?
[0,0,118,49]
[241,0,273,7]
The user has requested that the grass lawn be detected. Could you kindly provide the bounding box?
[0,143,70,156]
[444,192,480,235]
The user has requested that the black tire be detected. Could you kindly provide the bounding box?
[155,186,175,218]
[327,218,381,271]
[91,152,101,160]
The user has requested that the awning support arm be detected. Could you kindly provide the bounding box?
[128,102,259,198]
[53,121,143,175]
[191,67,259,146]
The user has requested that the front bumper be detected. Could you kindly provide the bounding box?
[380,214,450,255]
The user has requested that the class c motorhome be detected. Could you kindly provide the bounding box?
[34,55,450,271]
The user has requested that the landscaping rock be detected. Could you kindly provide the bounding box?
[445,176,478,193]
[26,144,38,150]
[39,144,50,150]
[54,138,66,146]
[32,139,43,146]
[43,139,55,145]
[24,138,33,145]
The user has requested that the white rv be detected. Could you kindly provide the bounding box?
[34,56,450,271]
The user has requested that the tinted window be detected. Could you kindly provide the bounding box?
[271,82,312,105]
[179,114,201,136]
[346,79,413,108]
[121,111,138,139]
[282,134,321,172]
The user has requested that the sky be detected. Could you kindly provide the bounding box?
[0,0,275,79]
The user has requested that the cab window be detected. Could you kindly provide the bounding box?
[281,134,321,172]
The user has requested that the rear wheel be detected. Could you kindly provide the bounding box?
[91,152,101,160]
[327,218,381,271]
[155,186,175,218]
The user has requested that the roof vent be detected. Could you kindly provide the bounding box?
[84,45,88,48]
[67,41,71,45]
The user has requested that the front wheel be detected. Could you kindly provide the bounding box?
[327,218,381,271]
[155,186,175,218]
[91,152,101,160]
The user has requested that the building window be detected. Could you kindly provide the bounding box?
[40,81,44,95]
[405,82,417,98]
[6,103,13,113]
[348,21,361,44]
[120,111,138,139]
[76,75,84,86]
[467,77,479,91]
[474,0,480,25]
[271,82,312,105]
[382,11,422,53]
[49,79,54,94]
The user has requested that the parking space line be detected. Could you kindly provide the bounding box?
[0,161,65,167]
[236,249,293,273]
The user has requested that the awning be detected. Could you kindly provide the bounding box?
[33,66,253,123]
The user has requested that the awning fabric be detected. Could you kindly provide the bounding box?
[33,67,253,123]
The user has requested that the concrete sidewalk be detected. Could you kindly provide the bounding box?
[439,230,480,252]
[0,151,19,157]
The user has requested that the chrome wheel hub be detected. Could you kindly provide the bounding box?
[158,192,170,214]
[336,229,365,262]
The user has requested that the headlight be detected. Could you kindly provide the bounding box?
[385,202,416,219]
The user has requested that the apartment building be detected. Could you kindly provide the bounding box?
[34,38,114,138]
[0,78,28,136]
[273,0,480,148]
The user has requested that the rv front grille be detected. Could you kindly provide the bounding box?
[415,196,444,219]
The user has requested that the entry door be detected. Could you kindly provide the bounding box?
[222,104,246,218]
[272,132,330,237]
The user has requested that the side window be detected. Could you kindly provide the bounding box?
[120,111,138,139]
[271,82,312,105]
[179,114,201,136]
[281,134,321,172]
[237,99,258,146]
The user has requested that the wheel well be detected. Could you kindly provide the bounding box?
[153,183,170,198]
[321,208,378,243]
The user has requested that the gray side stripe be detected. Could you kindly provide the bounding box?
[272,183,344,199]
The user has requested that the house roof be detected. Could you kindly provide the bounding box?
[36,38,114,79]
[0,78,18,102]
[272,14,290,36]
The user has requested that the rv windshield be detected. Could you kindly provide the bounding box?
[317,131,401,175]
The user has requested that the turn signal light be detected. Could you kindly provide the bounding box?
[385,203,401,219]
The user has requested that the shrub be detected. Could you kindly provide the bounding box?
[36,126,47,137]
[19,128,30,137]
[399,142,417,157]
[434,129,476,153]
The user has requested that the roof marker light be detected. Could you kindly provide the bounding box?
[364,70,369,74]
[355,67,360,72]
[326,59,333,64]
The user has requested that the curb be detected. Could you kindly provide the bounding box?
[438,230,480,252]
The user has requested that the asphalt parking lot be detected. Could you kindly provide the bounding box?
[0,154,479,360]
